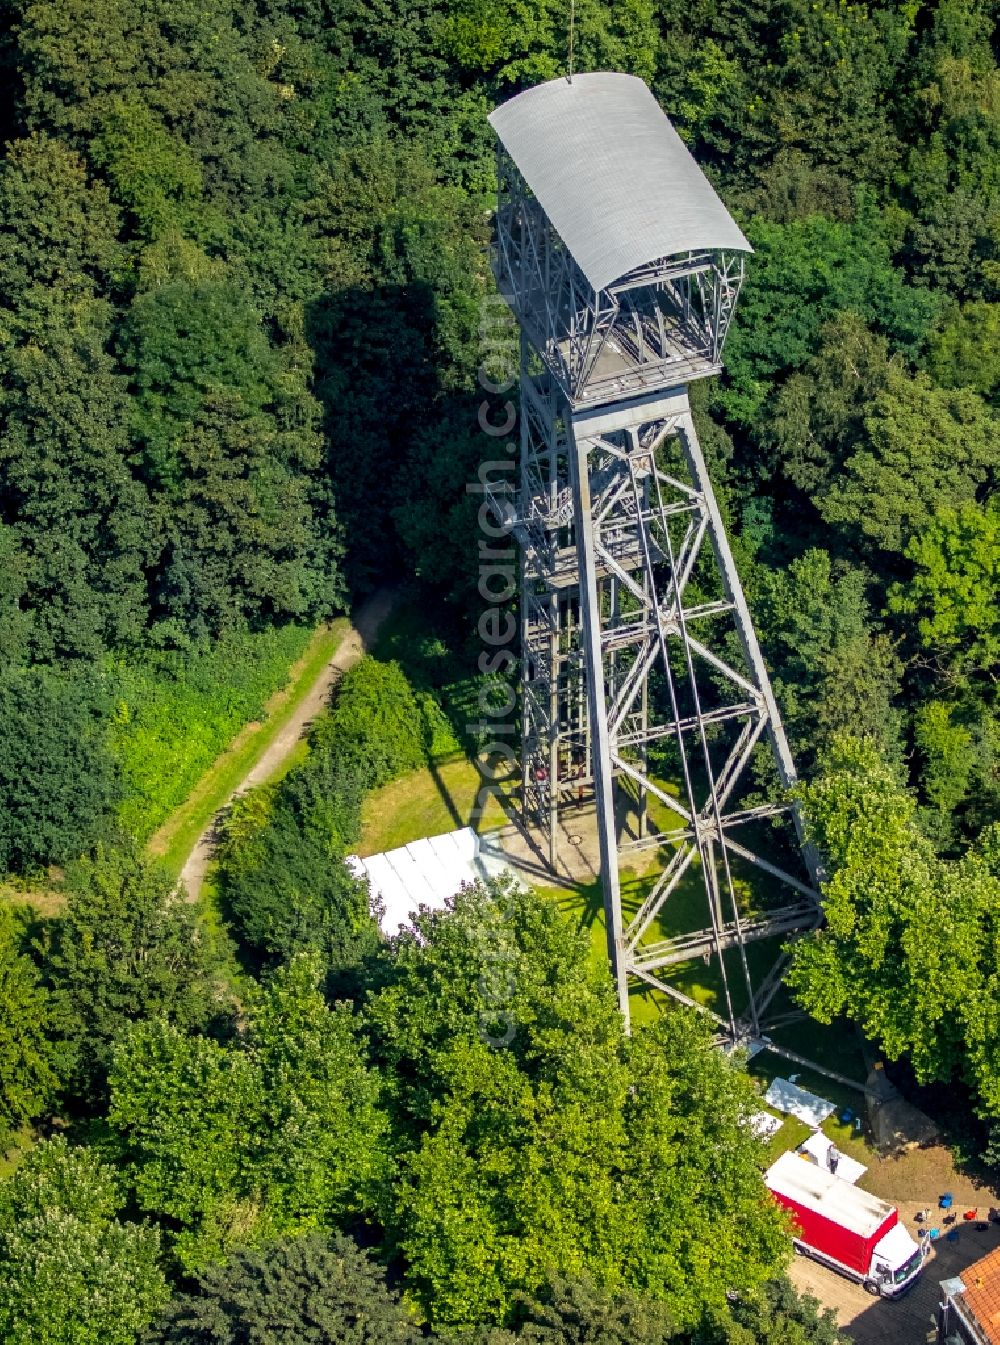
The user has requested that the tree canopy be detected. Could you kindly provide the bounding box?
[367,880,788,1331]
[40,843,222,1108]
[142,1234,421,1345]
[108,952,387,1270]
[0,0,998,1338]
[0,1138,168,1345]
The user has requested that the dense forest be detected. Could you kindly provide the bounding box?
[0,0,998,1338]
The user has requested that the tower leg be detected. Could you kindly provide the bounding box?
[675,411,821,889]
[548,588,559,871]
[569,425,629,1028]
[514,375,819,1039]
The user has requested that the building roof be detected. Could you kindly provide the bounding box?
[488,72,751,294]
[765,1151,896,1240]
[958,1246,1000,1343]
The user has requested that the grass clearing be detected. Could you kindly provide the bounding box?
[0,874,66,919]
[359,756,508,855]
[148,619,349,878]
[355,592,510,855]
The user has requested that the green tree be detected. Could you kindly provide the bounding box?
[217,662,417,969]
[123,278,341,643]
[510,1273,679,1345]
[0,907,57,1144]
[92,98,207,243]
[110,1021,256,1271]
[244,955,388,1227]
[819,369,1000,555]
[888,500,999,831]
[711,1276,845,1344]
[318,657,427,791]
[913,700,975,817]
[889,500,1000,680]
[759,0,911,192]
[787,735,1000,1115]
[218,657,423,968]
[927,302,1000,402]
[41,843,221,1107]
[900,0,1000,298]
[0,134,149,660]
[765,313,894,497]
[0,1137,168,1345]
[720,207,939,428]
[143,1234,421,1345]
[502,1271,845,1345]
[755,550,901,763]
[15,0,303,303]
[444,0,656,89]
[218,778,376,971]
[109,953,387,1270]
[0,666,121,873]
[367,879,787,1330]
[311,137,486,590]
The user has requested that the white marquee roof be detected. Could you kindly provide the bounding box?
[489,72,751,294]
[347,828,513,936]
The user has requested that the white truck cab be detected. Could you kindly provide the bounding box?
[867,1221,927,1296]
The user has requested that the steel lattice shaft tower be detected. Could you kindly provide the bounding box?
[489,73,821,1038]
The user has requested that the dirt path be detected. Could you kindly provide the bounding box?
[179,588,397,902]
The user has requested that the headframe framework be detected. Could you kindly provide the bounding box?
[489,74,821,1038]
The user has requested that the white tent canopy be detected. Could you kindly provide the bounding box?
[348,827,512,936]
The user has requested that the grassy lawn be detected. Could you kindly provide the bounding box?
[355,593,510,855]
[114,623,321,841]
[148,618,349,878]
[359,756,509,855]
[538,833,807,1026]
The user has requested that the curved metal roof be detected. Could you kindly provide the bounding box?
[489,72,751,294]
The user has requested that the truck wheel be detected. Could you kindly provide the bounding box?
[862,1279,880,1296]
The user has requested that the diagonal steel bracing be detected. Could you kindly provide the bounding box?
[512,373,821,1039]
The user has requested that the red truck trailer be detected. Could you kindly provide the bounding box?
[765,1151,927,1297]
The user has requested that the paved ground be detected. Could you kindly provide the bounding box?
[789,1146,1000,1343]
[179,589,396,901]
[497,795,665,889]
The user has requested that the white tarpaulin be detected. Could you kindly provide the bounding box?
[764,1077,836,1128]
[749,1110,783,1140]
[348,828,515,936]
[798,1130,867,1185]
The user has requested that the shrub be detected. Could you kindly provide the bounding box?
[315,657,427,792]
[218,657,425,969]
